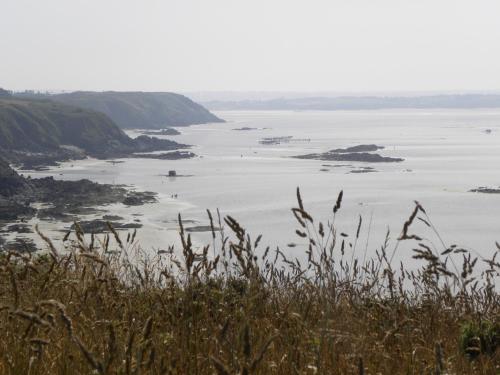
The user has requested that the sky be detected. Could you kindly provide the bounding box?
[1,0,500,93]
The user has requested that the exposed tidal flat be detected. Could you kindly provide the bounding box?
[17,109,500,266]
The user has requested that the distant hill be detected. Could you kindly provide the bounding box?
[0,97,187,168]
[51,91,224,129]
[0,98,132,154]
[202,94,500,111]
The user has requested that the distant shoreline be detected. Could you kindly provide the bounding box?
[202,94,500,111]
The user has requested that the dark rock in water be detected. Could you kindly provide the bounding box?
[349,169,378,174]
[123,191,157,206]
[470,187,500,194]
[4,238,38,253]
[103,215,124,221]
[37,208,76,222]
[141,128,181,136]
[294,144,402,163]
[185,225,221,233]
[66,206,104,215]
[123,196,143,206]
[31,177,131,207]
[37,205,103,222]
[27,177,157,210]
[350,166,377,173]
[260,136,293,145]
[13,149,87,171]
[131,135,189,153]
[71,220,142,233]
[233,127,258,131]
[0,197,36,221]
[295,151,403,163]
[159,173,193,178]
[132,151,196,160]
[4,224,33,234]
[330,144,384,153]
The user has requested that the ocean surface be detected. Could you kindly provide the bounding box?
[23,109,500,267]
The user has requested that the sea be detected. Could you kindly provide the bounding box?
[20,109,500,268]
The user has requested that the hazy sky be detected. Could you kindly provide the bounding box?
[2,0,500,93]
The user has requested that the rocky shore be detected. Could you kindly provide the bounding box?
[3,136,191,171]
[70,220,142,233]
[0,159,159,250]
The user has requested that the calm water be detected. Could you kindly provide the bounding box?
[24,109,500,265]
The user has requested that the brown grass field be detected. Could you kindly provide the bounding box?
[0,189,498,374]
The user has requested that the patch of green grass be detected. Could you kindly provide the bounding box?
[460,320,499,359]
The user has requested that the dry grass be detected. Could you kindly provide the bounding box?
[0,188,498,374]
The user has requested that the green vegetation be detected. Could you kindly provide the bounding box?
[52,91,224,129]
[0,98,188,169]
[0,89,219,168]
[0,98,130,155]
[0,190,497,374]
[460,321,499,359]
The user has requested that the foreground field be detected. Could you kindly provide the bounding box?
[0,190,498,374]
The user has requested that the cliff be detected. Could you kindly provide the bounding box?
[52,91,224,129]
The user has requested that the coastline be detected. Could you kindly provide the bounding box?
[5,157,208,254]
[3,109,500,262]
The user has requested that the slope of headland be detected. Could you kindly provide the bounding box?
[0,96,190,169]
[51,91,224,129]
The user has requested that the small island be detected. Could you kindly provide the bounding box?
[232,127,258,131]
[293,144,403,163]
[141,128,181,136]
[470,187,500,194]
[0,157,158,246]
[132,151,196,160]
